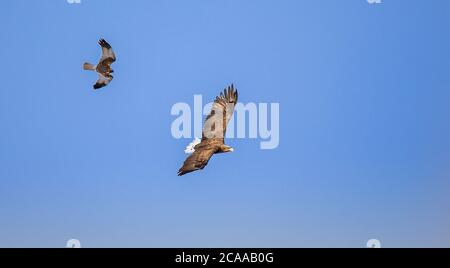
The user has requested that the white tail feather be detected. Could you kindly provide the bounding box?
[184,137,201,154]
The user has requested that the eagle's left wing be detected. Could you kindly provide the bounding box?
[202,84,238,141]
[98,39,116,64]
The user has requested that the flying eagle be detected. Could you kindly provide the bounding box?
[178,84,238,176]
[83,39,116,89]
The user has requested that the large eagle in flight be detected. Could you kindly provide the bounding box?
[178,84,238,176]
[83,39,116,89]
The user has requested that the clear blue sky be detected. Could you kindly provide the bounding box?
[1,0,449,247]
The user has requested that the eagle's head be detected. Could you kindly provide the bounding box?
[220,145,234,153]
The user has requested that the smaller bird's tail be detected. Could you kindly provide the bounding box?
[83,62,96,71]
[184,137,201,154]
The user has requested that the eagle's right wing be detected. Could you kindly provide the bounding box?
[98,39,116,64]
[178,144,216,176]
[93,74,113,90]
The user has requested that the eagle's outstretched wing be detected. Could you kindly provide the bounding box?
[202,84,238,141]
[98,39,116,65]
[177,143,217,176]
[93,74,113,90]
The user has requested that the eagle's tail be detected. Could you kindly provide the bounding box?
[83,62,96,71]
[184,137,201,154]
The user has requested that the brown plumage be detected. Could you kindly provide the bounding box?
[178,84,238,176]
[83,39,116,90]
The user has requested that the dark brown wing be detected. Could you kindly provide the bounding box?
[178,142,217,176]
[93,74,113,90]
[202,84,238,141]
[98,39,116,65]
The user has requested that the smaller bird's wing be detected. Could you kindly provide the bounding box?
[93,74,113,90]
[98,39,116,64]
[202,84,238,141]
[178,144,217,176]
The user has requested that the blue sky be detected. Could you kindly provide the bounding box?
[0,0,449,247]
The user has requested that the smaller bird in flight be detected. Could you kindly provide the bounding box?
[178,84,238,176]
[83,39,116,90]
